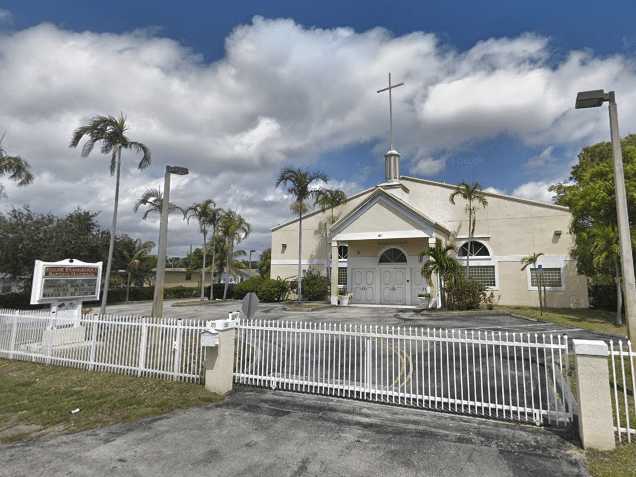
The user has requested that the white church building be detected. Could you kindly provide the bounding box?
[269,148,589,308]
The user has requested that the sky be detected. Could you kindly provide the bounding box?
[1,1,636,257]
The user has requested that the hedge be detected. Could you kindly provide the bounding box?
[0,285,219,309]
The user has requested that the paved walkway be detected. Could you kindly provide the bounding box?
[0,390,587,477]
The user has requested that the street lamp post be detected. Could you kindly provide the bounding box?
[576,90,636,339]
[151,165,189,318]
[249,249,256,269]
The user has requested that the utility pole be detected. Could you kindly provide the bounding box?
[576,90,636,339]
[151,165,189,317]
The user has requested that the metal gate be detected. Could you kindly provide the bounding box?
[234,320,574,426]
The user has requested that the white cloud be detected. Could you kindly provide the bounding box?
[411,157,446,176]
[1,18,636,254]
[526,145,556,169]
[511,181,555,203]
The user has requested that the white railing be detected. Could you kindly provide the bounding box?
[609,340,636,443]
[234,320,573,426]
[0,308,207,383]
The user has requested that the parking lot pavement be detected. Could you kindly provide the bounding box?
[106,300,622,342]
[0,390,588,477]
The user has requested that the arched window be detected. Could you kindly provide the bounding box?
[457,241,490,257]
[379,248,407,263]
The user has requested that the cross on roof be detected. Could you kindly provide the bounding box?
[377,72,404,151]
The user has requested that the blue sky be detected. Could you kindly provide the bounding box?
[1,1,635,253]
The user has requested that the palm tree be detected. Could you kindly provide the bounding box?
[521,252,545,314]
[123,239,155,302]
[314,188,347,224]
[420,239,460,308]
[0,134,33,197]
[134,188,183,219]
[70,114,151,314]
[219,210,250,299]
[185,199,222,301]
[205,206,225,299]
[449,182,488,277]
[276,168,328,301]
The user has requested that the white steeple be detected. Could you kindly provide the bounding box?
[377,72,404,183]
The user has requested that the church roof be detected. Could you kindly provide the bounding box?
[329,187,451,237]
[271,175,569,232]
[400,176,569,212]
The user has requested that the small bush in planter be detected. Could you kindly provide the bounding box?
[256,278,290,302]
[301,271,330,301]
[233,276,264,299]
[444,275,486,310]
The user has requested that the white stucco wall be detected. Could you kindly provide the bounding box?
[270,177,589,308]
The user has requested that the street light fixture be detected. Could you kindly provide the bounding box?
[151,164,189,318]
[575,89,636,339]
[249,249,256,269]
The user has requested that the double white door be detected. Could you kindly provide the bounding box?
[381,268,408,305]
[351,267,409,305]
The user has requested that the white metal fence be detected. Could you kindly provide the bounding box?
[609,339,636,443]
[0,308,207,382]
[234,320,574,426]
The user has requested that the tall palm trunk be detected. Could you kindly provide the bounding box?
[615,257,624,325]
[298,206,303,302]
[126,271,132,303]
[466,200,472,278]
[210,230,216,300]
[537,272,543,315]
[200,230,207,301]
[223,238,232,300]
[100,147,121,314]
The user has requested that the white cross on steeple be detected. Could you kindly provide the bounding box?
[376,72,404,150]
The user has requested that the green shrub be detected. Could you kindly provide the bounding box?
[301,271,330,301]
[257,278,289,302]
[444,275,486,310]
[232,277,264,299]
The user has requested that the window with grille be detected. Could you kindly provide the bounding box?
[464,266,496,287]
[337,267,348,287]
[379,248,407,263]
[530,268,562,288]
[458,240,490,257]
[338,245,348,260]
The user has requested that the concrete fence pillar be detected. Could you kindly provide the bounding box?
[330,241,339,305]
[202,314,238,395]
[572,339,615,450]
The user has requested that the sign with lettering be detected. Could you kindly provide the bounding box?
[30,259,103,304]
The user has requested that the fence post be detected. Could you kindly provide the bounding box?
[138,318,148,377]
[89,314,98,371]
[203,313,239,395]
[572,339,615,450]
[8,313,18,359]
[173,319,183,380]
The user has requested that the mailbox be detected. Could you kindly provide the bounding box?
[200,329,219,348]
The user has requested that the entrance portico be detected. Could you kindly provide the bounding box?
[329,188,449,307]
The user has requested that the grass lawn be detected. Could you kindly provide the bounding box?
[587,444,636,477]
[497,306,627,337]
[0,359,222,443]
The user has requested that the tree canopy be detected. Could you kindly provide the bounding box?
[0,207,142,285]
[550,134,636,281]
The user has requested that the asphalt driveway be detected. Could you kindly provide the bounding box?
[106,299,618,342]
[0,390,587,477]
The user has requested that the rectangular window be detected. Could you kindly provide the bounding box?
[185,271,192,281]
[530,268,562,288]
[337,267,348,287]
[465,266,496,287]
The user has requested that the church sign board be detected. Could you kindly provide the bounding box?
[30,259,103,305]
